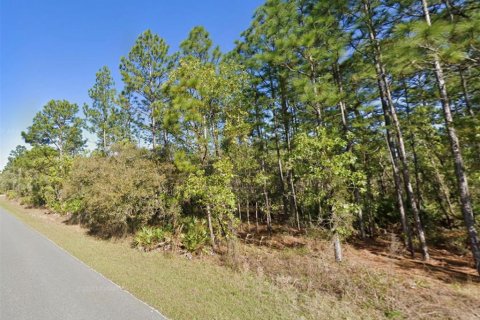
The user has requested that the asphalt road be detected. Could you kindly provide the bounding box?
[0,207,166,320]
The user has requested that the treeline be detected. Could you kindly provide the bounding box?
[1,0,479,273]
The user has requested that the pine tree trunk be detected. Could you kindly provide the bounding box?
[355,188,366,239]
[151,112,156,150]
[421,0,480,274]
[305,55,323,126]
[238,201,242,222]
[255,201,259,232]
[206,204,215,249]
[459,70,474,117]
[103,127,107,152]
[363,0,427,259]
[365,165,377,237]
[261,160,273,235]
[428,153,455,229]
[333,60,348,133]
[269,74,289,208]
[386,79,429,260]
[246,196,250,228]
[288,171,301,230]
[333,232,343,262]
[385,134,415,257]
[279,77,292,152]
[362,3,413,254]
[404,83,423,209]
[273,111,290,218]
[411,138,422,210]
[263,187,272,236]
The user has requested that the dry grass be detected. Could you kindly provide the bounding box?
[228,225,480,320]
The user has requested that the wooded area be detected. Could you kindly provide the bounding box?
[1,0,479,275]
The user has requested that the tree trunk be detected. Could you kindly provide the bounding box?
[255,201,259,232]
[305,54,323,127]
[362,1,413,255]
[333,60,348,133]
[151,111,156,150]
[459,70,474,117]
[103,127,107,152]
[333,232,343,262]
[365,163,377,237]
[288,171,301,230]
[261,160,273,235]
[422,0,480,274]
[430,159,454,228]
[355,188,366,239]
[387,74,429,261]
[263,187,272,235]
[421,0,480,274]
[238,200,242,222]
[385,134,415,257]
[404,83,423,209]
[273,111,290,218]
[246,196,250,228]
[363,0,428,259]
[424,137,457,229]
[279,77,292,152]
[206,204,215,249]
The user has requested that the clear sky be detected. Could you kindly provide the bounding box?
[0,0,263,169]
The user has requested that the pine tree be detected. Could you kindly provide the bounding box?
[22,100,85,157]
[84,66,120,152]
[120,30,173,150]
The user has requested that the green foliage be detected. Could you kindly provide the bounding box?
[180,217,209,253]
[119,29,173,148]
[3,0,480,263]
[133,226,170,251]
[84,66,130,152]
[181,159,238,240]
[21,100,85,156]
[0,145,69,208]
[290,128,365,238]
[63,143,178,237]
[167,56,249,160]
[180,26,221,63]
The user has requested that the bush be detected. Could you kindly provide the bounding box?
[0,146,66,208]
[181,217,209,253]
[63,143,179,237]
[133,226,171,251]
[5,190,17,199]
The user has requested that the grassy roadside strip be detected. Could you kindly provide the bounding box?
[0,196,365,320]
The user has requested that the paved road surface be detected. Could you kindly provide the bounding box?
[0,207,166,320]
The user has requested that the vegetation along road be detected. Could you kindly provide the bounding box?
[1,0,479,319]
[0,207,166,320]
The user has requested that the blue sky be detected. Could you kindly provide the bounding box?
[0,0,262,169]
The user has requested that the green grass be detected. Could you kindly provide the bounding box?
[0,197,334,320]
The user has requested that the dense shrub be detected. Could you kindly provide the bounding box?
[63,143,179,237]
[180,217,209,253]
[0,146,67,208]
[133,226,171,251]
